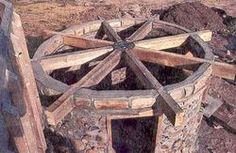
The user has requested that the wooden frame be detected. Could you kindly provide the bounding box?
[32,17,236,127]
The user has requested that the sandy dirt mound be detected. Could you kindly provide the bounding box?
[161,2,226,32]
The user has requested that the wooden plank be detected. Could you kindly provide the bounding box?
[94,99,129,110]
[95,24,105,39]
[133,47,236,80]
[156,89,184,126]
[33,35,64,59]
[45,50,122,125]
[125,49,184,126]
[33,46,113,71]
[32,61,70,95]
[101,21,122,42]
[126,20,153,42]
[0,5,32,152]
[9,12,46,152]
[134,30,212,50]
[125,49,162,89]
[73,89,156,103]
[43,30,113,49]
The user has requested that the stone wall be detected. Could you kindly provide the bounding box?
[155,66,212,153]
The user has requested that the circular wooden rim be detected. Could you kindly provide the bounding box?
[33,17,213,108]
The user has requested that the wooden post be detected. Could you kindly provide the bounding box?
[0,1,46,152]
[9,12,47,153]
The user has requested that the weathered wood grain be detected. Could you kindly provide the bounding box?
[101,21,122,42]
[126,20,153,42]
[43,30,113,49]
[135,30,212,50]
[133,47,236,80]
[33,46,113,71]
[8,11,46,153]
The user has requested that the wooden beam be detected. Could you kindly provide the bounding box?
[33,46,113,71]
[95,24,105,39]
[9,12,46,153]
[43,30,113,49]
[45,50,122,125]
[32,61,70,95]
[126,20,153,42]
[101,21,122,42]
[134,30,212,50]
[125,49,184,126]
[133,47,236,80]
[72,89,157,109]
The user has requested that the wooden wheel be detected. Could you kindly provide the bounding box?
[31,17,236,126]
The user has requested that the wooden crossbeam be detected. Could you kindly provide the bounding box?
[43,30,113,49]
[133,47,236,80]
[44,29,211,51]
[45,50,122,125]
[125,49,184,126]
[126,20,153,42]
[101,21,122,42]
[35,30,211,71]
[33,46,113,71]
[135,30,212,50]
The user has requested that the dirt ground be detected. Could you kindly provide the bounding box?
[10,1,236,153]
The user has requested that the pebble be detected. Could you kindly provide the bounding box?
[86,148,97,153]
[72,139,86,151]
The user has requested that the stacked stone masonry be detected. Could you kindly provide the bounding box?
[155,66,212,153]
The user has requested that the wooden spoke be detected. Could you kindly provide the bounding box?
[95,24,105,39]
[125,50,161,89]
[133,47,236,80]
[43,30,113,49]
[32,46,113,71]
[45,50,122,125]
[134,30,212,50]
[126,20,153,42]
[124,49,184,126]
[101,21,122,42]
